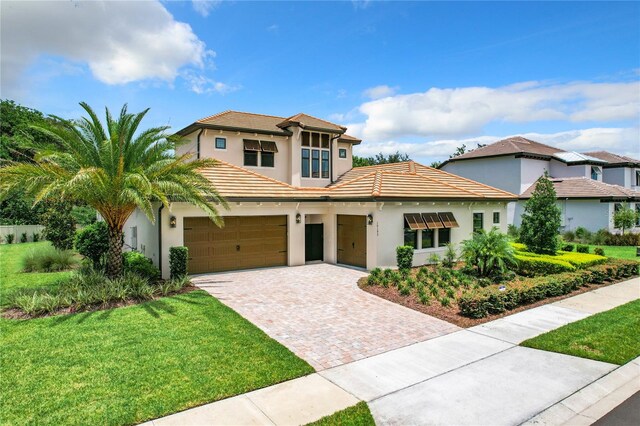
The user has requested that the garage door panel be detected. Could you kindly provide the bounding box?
[184,215,288,273]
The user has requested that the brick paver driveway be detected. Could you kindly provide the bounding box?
[192,263,459,370]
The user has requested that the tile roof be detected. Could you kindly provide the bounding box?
[583,151,639,165]
[520,177,640,200]
[445,136,566,162]
[178,111,358,141]
[200,160,516,201]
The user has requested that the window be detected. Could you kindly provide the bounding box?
[321,134,330,149]
[243,139,261,167]
[591,166,601,180]
[404,227,417,249]
[636,170,640,186]
[301,149,310,177]
[421,229,434,249]
[302,132,310,147]
[321,151,330,178]
[438,228,451,247]
[473,213,484,233]
[215,137,226,149]
[339,148,347,158]
[312,149,320,178]
[262,152,274,167]
[311,133,320,148]
[614,203,622,213]
[493,212,500,224]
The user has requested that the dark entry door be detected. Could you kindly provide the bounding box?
[305,223,324,262]
[337,215,367,268]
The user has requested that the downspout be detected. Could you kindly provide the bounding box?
[158,204,164,273]
[196,128,204,159]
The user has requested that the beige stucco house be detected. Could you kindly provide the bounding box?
[126,111,516,278]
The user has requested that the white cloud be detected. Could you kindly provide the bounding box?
[192,1,221,17]
[363,85,398,100]
[349,80,640,141]
[353,128,639,164]
[184,72,240,95]
[267,24,279,32]
[0,0,221,95]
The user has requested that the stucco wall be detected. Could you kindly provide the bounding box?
[548,160,590,180]
[442,156,521,195]
[513,199,610,232]
[520,158,549,193]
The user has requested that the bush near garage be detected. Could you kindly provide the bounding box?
[123,251,160,281]
[169,246,189,279]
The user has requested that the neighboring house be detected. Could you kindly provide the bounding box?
[439,137,640,233]
[126,111,515,278]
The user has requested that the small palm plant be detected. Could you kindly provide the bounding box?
[0,102,227,278]
[461,227,516,278]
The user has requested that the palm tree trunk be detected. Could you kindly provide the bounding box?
[105,227,124,278]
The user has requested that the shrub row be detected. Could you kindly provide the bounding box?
[458,259,638,318]
[514,254,575,275]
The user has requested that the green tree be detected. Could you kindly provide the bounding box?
[0,102,227,278]
[41,201,76,250]
[520,174,561,254]
[352,151,410,167]
[613,204,638,234]
[449,142,487,159]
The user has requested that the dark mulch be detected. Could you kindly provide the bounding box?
[1,285,198,320]
[358,277,632,328]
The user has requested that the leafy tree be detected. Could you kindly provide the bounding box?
[520,173,561,254]
[71,205,98,226]
[449,142,487,159]
[0,190,47,225]
[461,228,516,278]
[41,202,76,250]
[75,221,109,269]
[0,102,227,278]
[429,161,442,168]
[613,204,638,234]
[353,151,410,167]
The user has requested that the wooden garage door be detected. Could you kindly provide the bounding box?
[337,215,367,268]
[183,216,287,274]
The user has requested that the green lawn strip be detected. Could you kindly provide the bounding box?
[0,242,71,304]
[521,300,640,365]
[587,245,639,261]
[1,290,314,425]
[306,402,375,426]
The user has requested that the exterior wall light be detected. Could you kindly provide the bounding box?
[296,213,302,224]
[169,216,177,228]
[367,214,373,225]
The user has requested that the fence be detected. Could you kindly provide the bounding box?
[0,225,45,243]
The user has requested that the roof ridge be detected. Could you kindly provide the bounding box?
[372,171,383,197]
[282,112,345,129]
[197,110,288,123]
[329,170,379,190]
[419,163,517,197]
[348,161,414,171]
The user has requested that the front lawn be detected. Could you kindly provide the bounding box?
[0,242,71,304]
[587,245,639,261]
[521,300,640,365]
[1,243,314,425]
[307,402,375,426]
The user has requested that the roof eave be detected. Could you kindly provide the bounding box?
[176,123,293,138]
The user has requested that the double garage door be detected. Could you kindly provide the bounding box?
[183,216,287,274]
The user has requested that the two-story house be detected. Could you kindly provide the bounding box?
[439,137,640,233]
[126,111,515,278]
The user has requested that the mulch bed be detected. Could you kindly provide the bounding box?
[358,277,632,328]
[1,285,198,320]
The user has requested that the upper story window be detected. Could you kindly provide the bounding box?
[493,212,500,224]
[473,212,484,233]
[591,166,602,180]
[301,131,330,179]
[215,137,226,149]
[339,148,347,158]
[635,170,640,186]
[243,139,277,168]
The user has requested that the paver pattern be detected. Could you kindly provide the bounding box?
[192,263,459,370]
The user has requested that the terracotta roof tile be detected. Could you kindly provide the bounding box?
[520,177,640,200]
[277,113,346,132]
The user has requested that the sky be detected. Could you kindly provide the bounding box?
[1,0,639,164]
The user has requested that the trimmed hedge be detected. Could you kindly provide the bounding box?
[511,242,606,276]
[396,245,414,271]
[169,246,188,279]
[458,259,638,318]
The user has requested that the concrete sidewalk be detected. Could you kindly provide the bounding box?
[144,277,639,426]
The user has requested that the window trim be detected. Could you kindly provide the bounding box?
[492,211,500,224]
[321,151,330,179]
[244,150,258,167]
[261,151,275,168]
[338,148,347,159]
[472,212,484,233]
[301,148,310,178]
[635,170,640,187]
[311,149,320,178]
[215,137,226,150]
[591,166,601,180]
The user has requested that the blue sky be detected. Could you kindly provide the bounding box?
[1,1,639,163]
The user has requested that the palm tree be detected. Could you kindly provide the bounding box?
[0,102,227,278]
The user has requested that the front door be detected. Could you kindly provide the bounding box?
[305,223,324,262]
[337,215,367,268]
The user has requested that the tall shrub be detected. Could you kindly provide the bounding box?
[41,202,76,251]
[396,245,414,271]
[613,204,638,234]
[461,228,516,278]
[75,221,109,269]
[520,174,561,254]
[169,246,189,279]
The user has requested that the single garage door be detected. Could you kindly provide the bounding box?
[337,214,367,268]
[183,215,288,274]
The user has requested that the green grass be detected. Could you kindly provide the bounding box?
[586,245,639,261]
[1,242,71,304]
[306,402,375,426]
[521,300,640,365]
[1,242,314,425]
